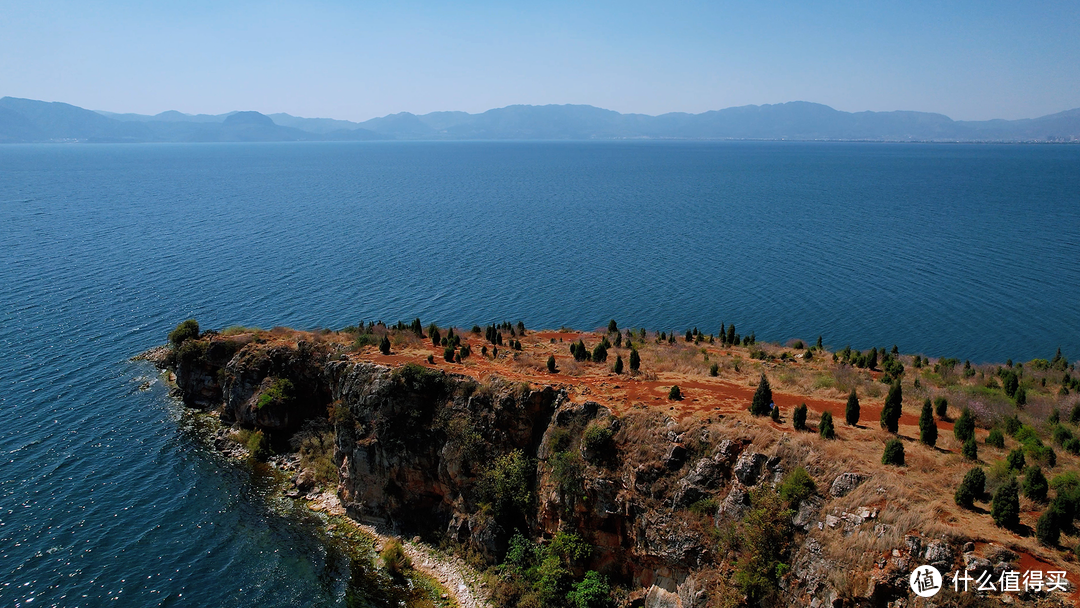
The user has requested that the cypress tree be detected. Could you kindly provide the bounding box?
[882,438,905,465]
[608,319,618,333]
[1006,448,1026,472]
[845,389,860,426]
[613,332,622,348]
[1036,509,1060,546]
[547,354,557,373]
[816,335,823,349]
[867,347,878,370]
[750,374,773,416]
[431,328,441,348]
[919,399,937,447]
[793,404,808,431]
[443,346,455,362]
[770,402,780,422]
[1023,466,1048,502]
[954,467,985,509]
[933,397,948,419]
[613,355,623,374]
[592,342,608,363]
[709,362,719,377]
[962,438,978,461]
[819,411,835,439]
[954,408,975,443]
[379,335,391,355]
[986,428,1005,448]
[629,348,640,372]
[1015,386,1027,406]
[726,324,736,346]
[719,323,726,345]
[668,385,682,400]
[880,380,902,433]
[991,480,1020,529]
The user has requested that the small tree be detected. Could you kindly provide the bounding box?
[668,385,682,401]
[986,428,1005,448]
[770,403,780,422]
[845,389,860,426]
[1023,466,1048,502]
[991,480,1020,529]
[793,404,808,431]
[547,354,557,373]
[954,467,986,509]
[379,335,392,355]
[629,348,640,372]
[880,380,902,433]
[882,438,905,465]
[750,374,773,417]
[1015,386,1027,406]
[819,411,835,439]
[430,327,441,348]
[953,408,975,443]
[1006,448,1026,472]
[962,438,978,461]
[934,396,948,419]
[1036,509,1060,546]
[567,570,611,608]
[592,342,608,363]
[608,319,618,333]
[613,355,623,374]
[709,362,719,377]
[919,399,938,447]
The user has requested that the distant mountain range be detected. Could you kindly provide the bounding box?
[2,96,1079,143]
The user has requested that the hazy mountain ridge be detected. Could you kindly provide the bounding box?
[1,96,1078,142]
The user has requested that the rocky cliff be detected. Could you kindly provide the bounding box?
[159,329,1076,608]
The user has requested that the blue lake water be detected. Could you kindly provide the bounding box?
[1,141,1079,606]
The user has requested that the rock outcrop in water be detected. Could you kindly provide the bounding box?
[157,328,1078,607]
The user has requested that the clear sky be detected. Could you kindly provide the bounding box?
[2,1,1078,122]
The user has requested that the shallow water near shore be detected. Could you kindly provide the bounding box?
[1,141,1079,606]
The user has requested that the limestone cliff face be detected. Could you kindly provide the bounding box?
[162,337,1071,608]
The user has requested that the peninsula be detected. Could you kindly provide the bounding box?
[153,318,1080,607]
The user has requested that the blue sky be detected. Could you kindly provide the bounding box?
[1,1,1078,121]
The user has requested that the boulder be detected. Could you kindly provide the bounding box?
[645,585,683,608]
[925,539,952,569]
[715,484,751,524]
[733,451,768,485]
[829,473,867,498]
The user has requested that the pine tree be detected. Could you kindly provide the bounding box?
[819,411,835,439]
[547,354,556,373]
[592,342,608,363]
[1036,509,1060,546]
[668,385,682,400]
[770,403,780,422]
[919,399,938,447]
[816,336,823,349]
[1015,386,1027,406]
[845,389,860,426]
[954,467,985,509]
[880,380,902,433]
[867,347,878,370]
[430,327,441,348]
[719,323,726,345]
[629,348,640,372]
[726,324,736,346]
[379,335,391,355]
[608,319,618,333]
[991,480,1020,529]
[613,355,624,374]
[1006,448,1026,472]
[750,374,772,417]
[986,428,1005,448]
[793,404,808,431]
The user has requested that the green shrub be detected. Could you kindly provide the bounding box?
[256,377,295,410]
[582,422,613,455]
[845,389,860,426]
[962,438,978,461]
[380,538,411,577]
[770,403,780,422]
[1023,466,1048,502]
[668,385,682,401]
[882,438,905,465]
[991,479,1020,529]
[778,466,816,506]
[709,362,719,377]
[168,319,200,347]
[955,467,986,509]
[1049,408,1061,424]
[986,428,1005,448]
[934,396,948,419]
[629,348,640,372]
[567,570,611,608]
[1036,509,1060,546]
[607,320,618,333]
[550,451,584,502]
[732,488,794,603]
[379,335,391,355]
[1070,403,1080,425]
[1015,386,1027,406]
[1053,425,1073,446]
[479,450,534,521]
[750,374,772,416]
[689,498,719,517]
[819,411,835,439]
[245,429,268,460]
[547,354,557,373]
[592,343,608,363]
[953,408,975,443]
[1065,437,1080,455]
[793,404,808,431]
[919,399,937,447]
[1006,449,1026,472]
